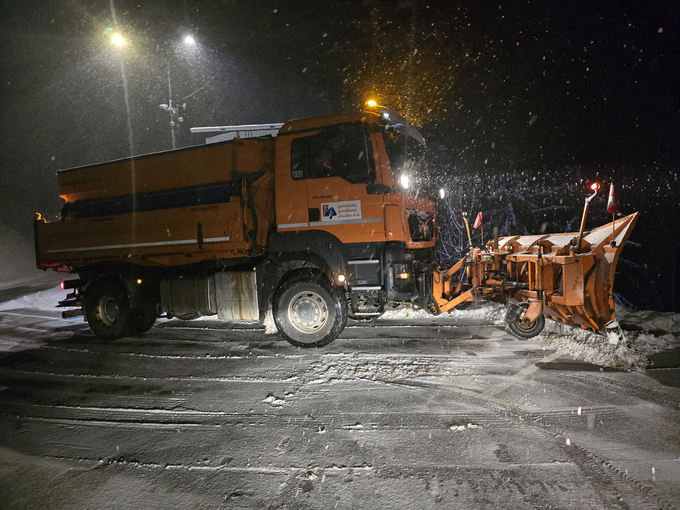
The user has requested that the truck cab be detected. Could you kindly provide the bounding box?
[265,109,436,334]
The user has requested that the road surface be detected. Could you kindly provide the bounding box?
[0,285,678,509]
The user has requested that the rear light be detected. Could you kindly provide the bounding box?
[61,279,83,290]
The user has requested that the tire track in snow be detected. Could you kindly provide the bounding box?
[379,370,668,510]
[561,372,680,410]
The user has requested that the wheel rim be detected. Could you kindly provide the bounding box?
[516,317,537,332]
[287,290,328,334]
[97,295,119,326]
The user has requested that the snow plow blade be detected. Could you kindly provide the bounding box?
[432,213,639,335]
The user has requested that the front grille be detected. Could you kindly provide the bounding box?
[406,209,435,242]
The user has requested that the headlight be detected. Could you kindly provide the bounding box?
[399,174,410,189]
[392,262,410,280]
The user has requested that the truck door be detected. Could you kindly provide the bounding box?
[274,133,310,231]
[291,125,385,243]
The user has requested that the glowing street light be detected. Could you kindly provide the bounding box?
[106,27,196,151]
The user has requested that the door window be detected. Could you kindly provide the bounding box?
[291,127,376,184]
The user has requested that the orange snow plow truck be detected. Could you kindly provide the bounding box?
[34,107,638,346]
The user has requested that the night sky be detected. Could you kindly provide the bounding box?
[1,0,678,308]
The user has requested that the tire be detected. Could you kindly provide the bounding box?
[175,313,198,320]
[507,303,545,339]
[84,279,133,340]
[349,313,382,322]
[130,306,157,335]
[273,273,347,348]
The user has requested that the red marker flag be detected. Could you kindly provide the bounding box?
[607,184,620,216]
[473,211,483,229]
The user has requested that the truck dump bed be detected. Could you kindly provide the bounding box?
[35,137,276,269]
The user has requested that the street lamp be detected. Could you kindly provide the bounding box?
[159,34,195,150]
[106,30,135,157]
[159,76,186,151]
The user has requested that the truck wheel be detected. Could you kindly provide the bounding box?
[130,306,157,335]
[506,303,545,339]
[174,313,198,320]
[349,313,382,322]
[85,280,132,340]
[273,273,347,348]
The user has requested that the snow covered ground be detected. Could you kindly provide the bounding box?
[1,284,679,508]
[1,282,678,373]
[381,303,680,371]
[377,293,680,372]
[1,231,679,508]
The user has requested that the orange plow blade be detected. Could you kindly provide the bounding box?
[431,213,639,336]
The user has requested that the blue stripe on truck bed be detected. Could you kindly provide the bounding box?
[62,180,235,219]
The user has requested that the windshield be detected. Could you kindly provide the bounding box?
[382,129,431,199]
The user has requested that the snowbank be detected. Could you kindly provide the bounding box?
[616,306,680,335]
[539,304,678,371]
[0,224,36,285]
[374,302,678,371]
[0,223,60,290]
[378,301,507,323]
[0,224,64,299]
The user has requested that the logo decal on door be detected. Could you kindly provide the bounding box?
[321,200,361,221]
[322,204,337,219]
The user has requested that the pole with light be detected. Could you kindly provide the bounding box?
[106,31,136,157]
[573,182,600,253]
[159,34,195,149]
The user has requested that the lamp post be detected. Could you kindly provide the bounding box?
[159,34,195,150]
[107,32,135,157]
[159,63,186,150]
